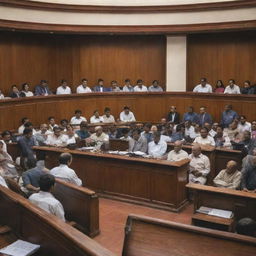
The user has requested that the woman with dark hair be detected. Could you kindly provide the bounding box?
[20,83,34,97]
[214,80,225,93]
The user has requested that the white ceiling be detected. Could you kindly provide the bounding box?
[29,0,236,6]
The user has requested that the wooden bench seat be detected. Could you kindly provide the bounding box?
[122,214,256,256]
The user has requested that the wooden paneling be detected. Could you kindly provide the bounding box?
[187,31,256,91]
[0,32,166,94]
[0,92,256,131]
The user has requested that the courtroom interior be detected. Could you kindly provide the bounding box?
[0,1,256,256]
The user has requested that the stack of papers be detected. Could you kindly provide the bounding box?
[0,239,40,256]
[196,206,233,219]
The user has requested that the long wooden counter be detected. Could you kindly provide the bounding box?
[1,92,256,131]
[34,146,190,212]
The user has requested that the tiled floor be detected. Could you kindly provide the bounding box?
[94,198,193,256]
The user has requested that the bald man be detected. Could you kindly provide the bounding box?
[167,140,189,161]
[189,144,210,184]
[213,161,241,189]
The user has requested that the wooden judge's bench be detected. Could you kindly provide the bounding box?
[34,146,190,212]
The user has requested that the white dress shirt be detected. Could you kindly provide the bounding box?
[90,116,104,124]
[0,176,8,188]
[45,134,68,147]
[193,84,212,93]
[70,116,87,125]
[189,153,210,184]
[194,136,215,146]
[167,149,188,161]
[18,125,25,134]
[134,85,148,92]
[22,91,34,97]
[56,86,71,95]
[237,122,251,133]
[29,191,65,221]
[148,140,167,158]
[185,126,197,139]
[224,85,241,94]
[76,85,92,94]
[119,111,136,122]
[102,115,115,123]
[50,164,82,186]
[90,132,109,143]
[66,134,78,145]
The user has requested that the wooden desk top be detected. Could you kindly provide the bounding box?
[34,146,190,168]
[192,213,234,226]
[186,183,256,199]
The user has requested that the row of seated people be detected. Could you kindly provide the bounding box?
[2,79,163,99]
[0,151,81,222]
[2,77,256,99]
[193,78,256,94]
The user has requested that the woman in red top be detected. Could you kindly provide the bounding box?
[214,80,225,93]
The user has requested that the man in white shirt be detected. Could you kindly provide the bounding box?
[209,122,219,137]
[119,106,136,122]
[184,121,197,141]
[224,79,241,94]
[167,140,189,161]
[213,160,241,189]
[56,79,72,95]
[193,78,212,93]
[34,123,52,145]
[148,131,167,158]
[29,174,65,221]
[18,117,29,134]
[122,79,134,92]
[89,126,109,146]
[45,127,68,147]
[70,110,87,125]
[237,115,251,133]
[189,144,210,184]
[90,110,104,124]
[102,107,115,123]
[50,153,82,186]
[134,79,148,92]
[193,127,215,147]
[76,78,92,94]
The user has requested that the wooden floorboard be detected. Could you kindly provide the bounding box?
[94,198,193,256]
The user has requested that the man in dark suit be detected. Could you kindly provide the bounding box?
[93,79,110,92]
[167,106,180,124]
[198,106,212,126]
[34,80,52,96]
[9,85,21,98]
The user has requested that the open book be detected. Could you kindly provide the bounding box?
[197,206,233,219]
[0,239,40,256]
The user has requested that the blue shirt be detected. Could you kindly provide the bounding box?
[22,167,45,187]
[18,136,38,158]
[76,130,90,139]
[221,110,238,128]
[198,113,212,126]
[183,112,199,124]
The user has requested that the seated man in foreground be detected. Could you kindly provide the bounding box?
[29,174,65,221]
[189,144,210,185]
[148,131,167,158]
[167,140,188,161]
[129,129,148,153]
[213,160,241,189]
[50,153,82,186]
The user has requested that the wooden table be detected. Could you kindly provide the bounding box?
[34,146,190,212]
[186,183,256,231]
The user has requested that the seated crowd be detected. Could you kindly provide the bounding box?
[0,103,255,234]
[1,77,256,99]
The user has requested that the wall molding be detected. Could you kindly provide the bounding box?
[0,19,255,34]
[0,0,255,13]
